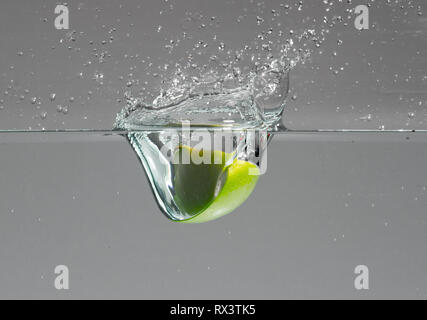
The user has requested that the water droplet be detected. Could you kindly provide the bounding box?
[360,114,372,122]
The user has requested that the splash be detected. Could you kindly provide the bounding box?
[113,59,286,222]
[115,55,292,131]
[113,7,320,223]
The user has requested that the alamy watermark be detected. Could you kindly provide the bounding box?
[54,4,69,30]
[354,5,370,30]
[354,265,369,290]
[54,265,70,290]
[53,4,369,31]
[139,122,269,176]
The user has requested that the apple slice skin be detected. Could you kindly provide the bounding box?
[178,159,259,224]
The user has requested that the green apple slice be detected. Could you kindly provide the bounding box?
[172,146,259,223]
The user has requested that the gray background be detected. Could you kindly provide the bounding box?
[1,0,426,130]
[1,0,427,299]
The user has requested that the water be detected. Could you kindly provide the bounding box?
[116,91,267,129]
[125,129,268,222]
[2,128,426,224]
[115,121,270,223]
[1,129,427,298]
[110,80,425,222]
[111,54,290,222]
[0,132,427,299]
